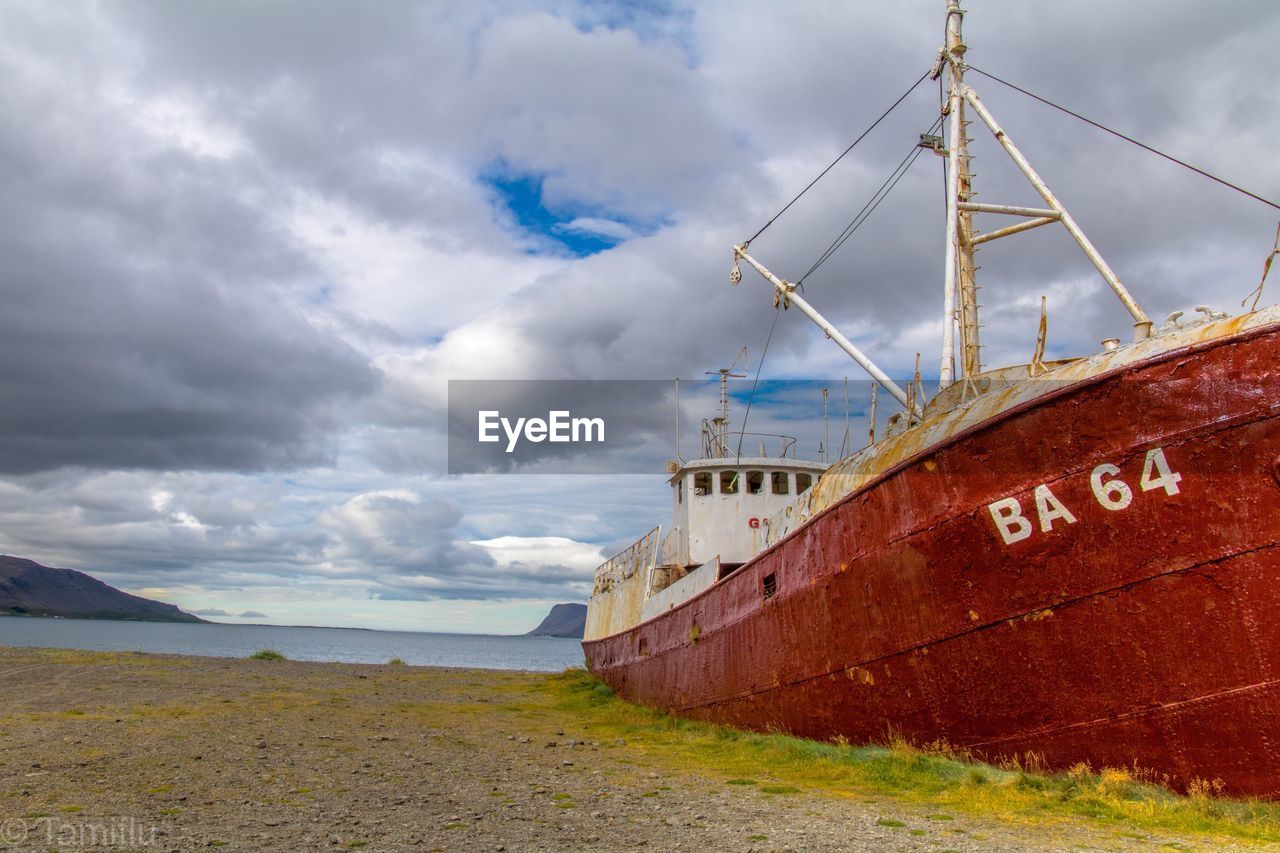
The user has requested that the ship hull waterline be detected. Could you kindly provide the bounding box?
[584,323,1280,797]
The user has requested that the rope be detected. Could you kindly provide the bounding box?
[799,115,945,284]
[743,69,932,245]
[734,305,782,464]
[966,65,1280,213]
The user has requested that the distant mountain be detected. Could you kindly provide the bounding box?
[527,603,587,638]
[0,556,203,623]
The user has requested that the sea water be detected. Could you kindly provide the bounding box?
[0,616,584,671]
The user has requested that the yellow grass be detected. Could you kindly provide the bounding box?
[543,668,1280,845]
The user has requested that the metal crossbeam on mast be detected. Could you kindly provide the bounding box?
[732,245,920,416]
[937,0,1155,390]
[962,86,1153,338]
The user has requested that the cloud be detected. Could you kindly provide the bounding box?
[0,3,380,475]
[0,0,1275,631]
[313,491,613,601]
[554,217,639,242]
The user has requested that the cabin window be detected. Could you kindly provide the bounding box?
[771,471,789,495]
[762,573,777,599]
[720,470,739,495]
[796,472,813,494]
[693,472,712,496]
[676,479,684,504]
[746,470,764,495]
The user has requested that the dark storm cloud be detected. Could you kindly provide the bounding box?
[0,2,380,474]
[109,1,740,231]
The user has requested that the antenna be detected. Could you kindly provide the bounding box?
[868,383,879,446]
[822,387,830,464]
[840,377,850,458]
[674,377,681,461]
[704,349,748,458]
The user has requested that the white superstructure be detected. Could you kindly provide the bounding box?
[584,375,828,641]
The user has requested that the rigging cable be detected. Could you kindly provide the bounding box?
[966,65,1280,213]
[733,304,782,465]
[799,115,945,284]
[744,69,932,245]
[736,116,942,461]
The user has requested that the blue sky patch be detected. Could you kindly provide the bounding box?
[486,171,651,257]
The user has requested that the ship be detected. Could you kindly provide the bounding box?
[583,1,1280,797]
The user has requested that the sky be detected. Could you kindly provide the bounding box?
[0,0,1276,633]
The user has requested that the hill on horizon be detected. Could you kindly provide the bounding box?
[527,603,586,638]
[0,555,203,623]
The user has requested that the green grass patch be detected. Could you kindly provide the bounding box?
[760,785,799,795]
[388,658,406,666]
[249,649,286,661]
[542,668,1280,845]
[877,817,906,828]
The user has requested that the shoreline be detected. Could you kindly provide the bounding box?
[0,620,584,672]
[0,646,1260,850]
[0,610,584,638]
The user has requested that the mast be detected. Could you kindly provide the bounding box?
[941,0,979,386]
[734,1,1154,420]
[938,0,1153,388]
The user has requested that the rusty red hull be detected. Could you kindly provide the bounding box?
[584,324,1280,796]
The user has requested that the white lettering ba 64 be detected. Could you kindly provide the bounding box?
[987,446,1183,546]
[478,410,605,453]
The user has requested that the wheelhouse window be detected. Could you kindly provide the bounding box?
[796,472,813,494]
[676,479,684,504]
[746,470,764,495]
[693,472,712,496]
[720,470,738,495]
[771,471,789,495]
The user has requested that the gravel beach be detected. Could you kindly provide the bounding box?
[0,646,1252,851]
